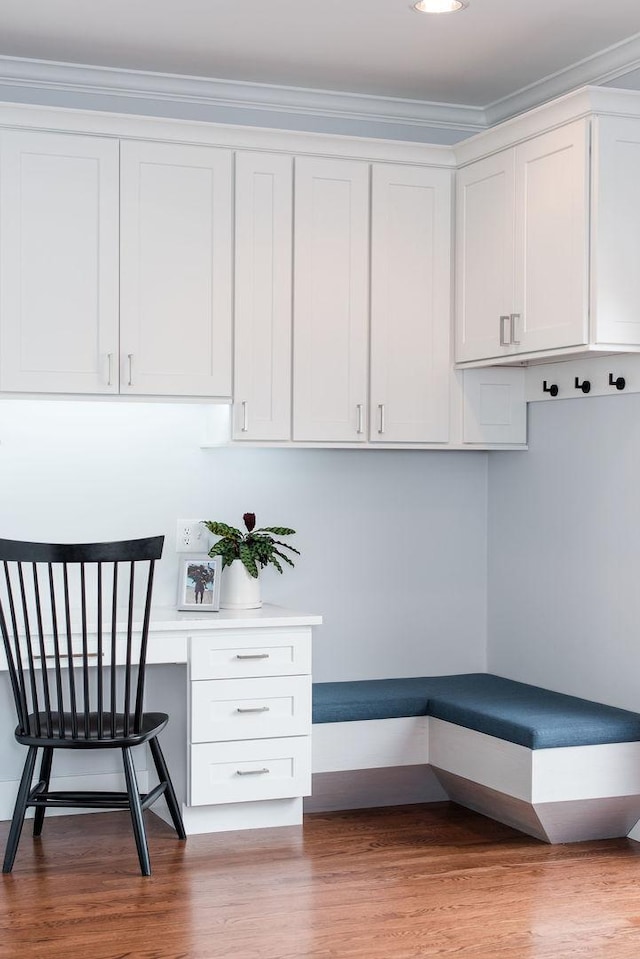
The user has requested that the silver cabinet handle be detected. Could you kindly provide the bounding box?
[236,768,270,776]
[241,401,249,433]
[127,354,133,387]
[236,706,270,713]
[356,404,364,435]
[499,315,511,347]
[377,404,385,435]
[510,313,521,346]
[106,353,113,387]
[236,653,270,660]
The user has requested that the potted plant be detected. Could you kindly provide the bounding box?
[202,512,299,609]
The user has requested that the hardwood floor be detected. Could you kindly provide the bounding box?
[2,802,640,959]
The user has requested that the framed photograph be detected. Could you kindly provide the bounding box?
[177,555,222,611]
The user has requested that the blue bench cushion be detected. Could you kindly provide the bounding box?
[312,673,640,750]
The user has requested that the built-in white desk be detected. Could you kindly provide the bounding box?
[0,605,322,834]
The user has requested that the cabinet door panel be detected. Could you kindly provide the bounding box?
[120,141,232,397]
[234,152,292,440]
[514,119,589,353]
[293,157,369,442]
[455,150,515,363]
[370,164,451,443]
[0,131,119,394]
[592,116,640,347]
[463,369,526,445]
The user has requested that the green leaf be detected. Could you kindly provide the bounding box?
[239,543,259,578]
[256,526,296,537]
[273,540,300,555]
[202,521,242,540]
[271,555,283,574]
[273,548,295,568]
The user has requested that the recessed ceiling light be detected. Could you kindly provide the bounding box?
[413,0,467,12]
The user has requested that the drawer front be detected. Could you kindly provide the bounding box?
[191,675,311,743]
[189,628,311,680]
[189,736,311,806]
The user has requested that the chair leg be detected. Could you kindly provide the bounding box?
[149,737,187,840]
[33,747,54,838]
[122,747,151,876]
[3,746,38,873]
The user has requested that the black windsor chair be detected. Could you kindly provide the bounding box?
[0,536,186,876]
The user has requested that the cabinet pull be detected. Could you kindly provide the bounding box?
[356,404,364,435]
[106,353,113,387]
[127,354,133,387]
[241,401,249,432]
[377,404,385,435]
[236,705,270,713]
[236,653,270,660]
[236,768,270,776]
[499,315,511,347]
[510,313,521,346]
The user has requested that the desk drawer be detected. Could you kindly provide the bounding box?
[189,628,311,680]
[191,676,311,743]
[189,736,311,806]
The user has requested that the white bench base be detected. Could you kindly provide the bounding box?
[309,716,640,843]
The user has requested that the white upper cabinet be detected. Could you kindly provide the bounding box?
[120,141,233,397]
[0,130,119,394]
[456,150,515,364]
[233,152,293,441]
[591,116,640,347]
[293,157,370,442]
[370,164,451,444]
[513,121,589,354]
[456,119,589,364]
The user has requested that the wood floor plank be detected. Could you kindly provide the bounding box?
[1,803,640,958]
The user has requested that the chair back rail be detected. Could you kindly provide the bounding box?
[0,537,164,740]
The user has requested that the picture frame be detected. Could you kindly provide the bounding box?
[177,555,222,612]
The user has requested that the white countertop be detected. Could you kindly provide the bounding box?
[148,604,322,632]
[0,605,322,671]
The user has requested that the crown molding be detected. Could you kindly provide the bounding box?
[485,32,640,125]
[0,32,640,146]
[0,55,486,138]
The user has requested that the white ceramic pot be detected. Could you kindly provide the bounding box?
[220,560,262,610]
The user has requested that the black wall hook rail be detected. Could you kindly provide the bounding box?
[574,377,591,394]
[543,381,559,397]
[609,373,626,391]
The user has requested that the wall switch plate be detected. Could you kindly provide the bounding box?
[176,519,206,553]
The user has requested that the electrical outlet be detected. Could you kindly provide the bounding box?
[176,519,206,553]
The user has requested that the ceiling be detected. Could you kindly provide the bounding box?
[0,0,639,110]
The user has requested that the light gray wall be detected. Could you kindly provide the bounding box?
[487,392,640,712]
[0,399,489,684]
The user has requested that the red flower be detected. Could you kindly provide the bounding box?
[243,512,256,532]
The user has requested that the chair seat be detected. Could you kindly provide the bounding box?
[15,711,169,748]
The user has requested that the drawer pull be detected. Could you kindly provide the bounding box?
[235,653,270,660]
[236,706,270,714]
[236,767,270,776]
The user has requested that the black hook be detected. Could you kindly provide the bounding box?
[574,377,591,394]
[543,381,559,397]
[608,373,626,391]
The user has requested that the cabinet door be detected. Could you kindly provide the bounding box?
[591,116,640,347]
[120,141,232,397]
[0,131,119,394]
[455,150,515,363]
[370,164,451,443]
[513,119,589,354]
[462,369,526,445]
[293,157,369,442]
[233,152,292,440]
